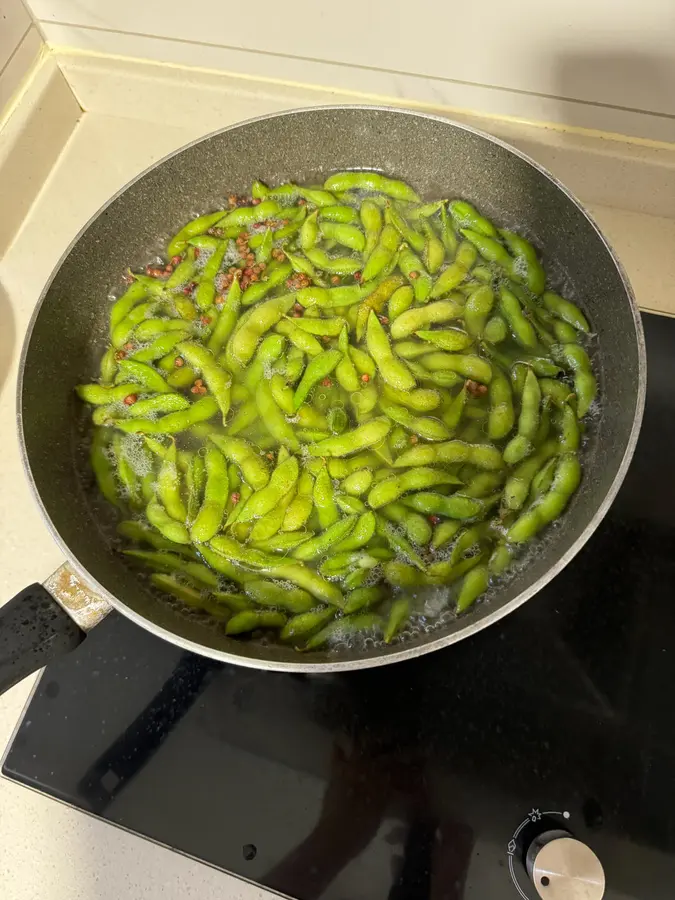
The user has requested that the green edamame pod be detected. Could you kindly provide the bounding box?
[499,287,538,350]
[449,200,497,237]
[190,445,228,543]
[388,285,414,320]
[503,369,541,465]
[226,609,287,635]
[292,516,357,561]
[255,379,300,451]
[293,349,342,411]
[124,550,218,588]
[460,228,514,272]
[342,469,374,496]
[398,243,432,302]
[206,276,241,353]
[307,417,391,458]
[507,453,581,543]
[313,466,339,528]
[177,341,231,423]
[487,368,515,441]
[381,502,432,546]
[361,224,400,282]
[429,241,477,299]
[456,565,489,613]
[241,261,292,307]
[441,385,467,431]
[552,343,597,418]
[390,299,463,340]
[401,491,485,520]
[226,293,295,368]
[499,230,546,295]
[394,439,503,471]
[146,497,190,544]
[209,433,269,491]
[343,586,386,615]
[366,311,416,391]
[384,598,411,643]
[167,210,226,258]
[360,199,382,256]
[386,204,425,253]
[378,400,451,442]
[332,511,376,553]
[483,315,508,344]
[324,171,420,203]
[464,285,494,337]
[375,516,425,570]
[157,442,187,522]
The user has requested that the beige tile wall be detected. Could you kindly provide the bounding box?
[0,0,43,119]
[25,0,675,143]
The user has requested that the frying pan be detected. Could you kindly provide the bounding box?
[0,106,646,693]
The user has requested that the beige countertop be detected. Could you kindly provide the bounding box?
[0,55,673,900]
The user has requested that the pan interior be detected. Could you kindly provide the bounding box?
[19,106,644,670]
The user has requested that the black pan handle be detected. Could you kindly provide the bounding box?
[0,583,85,694]
[0,566,112,696]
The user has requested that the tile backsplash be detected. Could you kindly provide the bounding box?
[0,0,42,119]
[24,0,675,143]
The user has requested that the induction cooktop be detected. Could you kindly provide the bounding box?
[4,311,674,900]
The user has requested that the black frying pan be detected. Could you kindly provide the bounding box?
[0,106,646,693]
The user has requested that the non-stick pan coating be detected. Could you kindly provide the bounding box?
[18,106,646,672]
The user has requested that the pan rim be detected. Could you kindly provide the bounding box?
[16,103,647,672]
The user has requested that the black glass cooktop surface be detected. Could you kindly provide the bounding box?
[4,312,675,900]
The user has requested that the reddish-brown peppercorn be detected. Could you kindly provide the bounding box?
[429,515,441,525]
[164,264,174,274]
[122,271,134,284]
[409,271,420,280]
[251,198,261,206]
[321,334,331,343]
[123,394,137,406]
[231,492,241,504]
[193,248,200,258]
[122,342,134,351]
[361,373,370,382]
[174,357,184,367]
[353,271,362,282]
[331,275,341,285]
[298,198,307,205]
[228,194,237,207]
[379,315,389,325]
[200,315,212,325]
[465,379,488,398]
[115,350,127,360]
[321,378,332,388]
[410,435,419,444]
[171,255,182,266]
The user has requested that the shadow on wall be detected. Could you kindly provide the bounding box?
[552,50,675,142]
[0,280,16,393]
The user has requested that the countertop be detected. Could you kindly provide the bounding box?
[0,59,673,900]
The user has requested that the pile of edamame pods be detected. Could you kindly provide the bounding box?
[76,170,597,652]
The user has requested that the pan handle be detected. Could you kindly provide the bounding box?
[0,564,112,695]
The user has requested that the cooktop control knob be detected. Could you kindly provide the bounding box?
[526,829,605,899]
